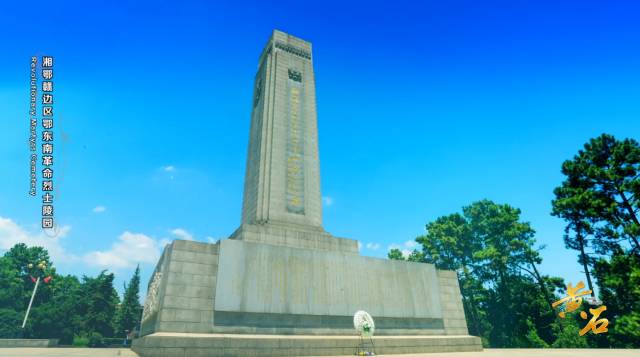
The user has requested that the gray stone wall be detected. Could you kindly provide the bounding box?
[437,270,470,335]
[139,240,472,338]
[215,239,444,320]
[140,240,219,336]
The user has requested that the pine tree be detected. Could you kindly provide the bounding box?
[115,265,142,337]
[80,271,119,338]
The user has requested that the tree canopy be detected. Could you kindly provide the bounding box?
[0,243,141,345]
[389,133,640,348]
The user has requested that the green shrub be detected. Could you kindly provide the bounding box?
[552,320,589,348]
[87,332,104,347]
[72,335,89,347]
[0,309,22,338]
[525,319,549,348]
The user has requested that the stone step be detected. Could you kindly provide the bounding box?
[132,333,482,357]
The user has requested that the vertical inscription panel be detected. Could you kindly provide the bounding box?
[286,69,305,214]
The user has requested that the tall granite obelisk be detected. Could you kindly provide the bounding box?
[133,30,482,357]
[242,30,321,226]
[231,30,357,252]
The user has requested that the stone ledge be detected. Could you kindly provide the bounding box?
[172,240,219,254]
[0,339,59,347]
[132,333,482,356]
[210,326,447,336]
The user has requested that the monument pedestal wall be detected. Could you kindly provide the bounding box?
[133,239,482,355]
[214,239,444,322]
[140,240,220,335]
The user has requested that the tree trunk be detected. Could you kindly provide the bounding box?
[577,229,596,297]
[525,257,564,333]
[497,266,511,346]
[528,257,556,314]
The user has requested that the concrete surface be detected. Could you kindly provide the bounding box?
[132,332,482,356]
[215,238,444,319]
[0,348,137,357]
[1,348,639,357]
[0,339,58,347]
[242,29,323,230]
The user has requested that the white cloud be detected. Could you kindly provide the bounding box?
[0,216,75,264]
[83,231,162,269]
[357,241,362,251]
[170,228,193,241]
[322,196,333,207]
[0,216,174,271]
[365,242,380,251]
[205,236,219,244]
[92,206,106,213]
[404,240,418,249]
[162,165,175,172]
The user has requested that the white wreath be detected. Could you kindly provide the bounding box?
[353,310,375,337]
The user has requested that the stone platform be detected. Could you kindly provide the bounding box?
[132,333,482,357]
[0,339,58,348]
[4,348,640,357]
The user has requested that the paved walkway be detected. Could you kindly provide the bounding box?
[370,350,640,357]
[0,348,639,357]
[0,348,137,357]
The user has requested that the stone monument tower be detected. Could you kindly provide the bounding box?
[133,30,482,357]
[232,30,357,253]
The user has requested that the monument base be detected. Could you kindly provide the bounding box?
[136,239,481,356]
[132,333,482,356]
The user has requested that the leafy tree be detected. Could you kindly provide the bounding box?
[553,134,640,348]
[0,309,22,338]
[553,134,640,256]
[115,265,142,337]
[0,255,23,311]
[408,200,564,347]
[78,271,120,338]
[0,244,124,343]
[387,248,404,260]
[28,275,83,344]
[551,317,589,348]
[406,250,424,262]
[416,212,485,336]
[592,249,640,347]
[524,318,550,348]
[2,243,55,309]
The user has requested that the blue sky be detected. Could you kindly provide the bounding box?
[1,0,639,298]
